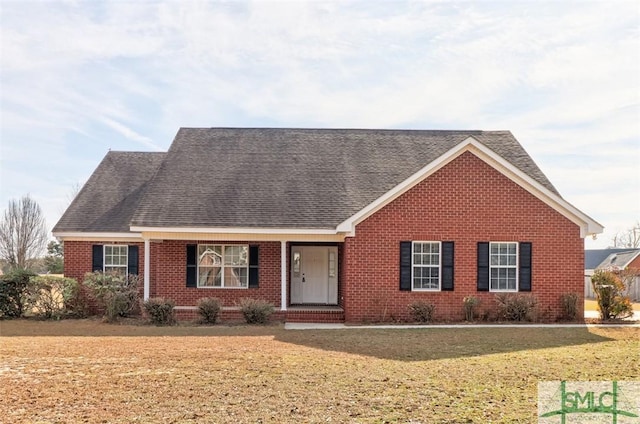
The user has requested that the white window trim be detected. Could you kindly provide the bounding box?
[197,244,249,289]
[104,245,128,274]
[489,241,519,292]
[411,241,442,291]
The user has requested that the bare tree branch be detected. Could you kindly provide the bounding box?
[0,195,48,270]
[611,221,640,248]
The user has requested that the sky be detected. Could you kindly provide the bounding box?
[1,0,639,250]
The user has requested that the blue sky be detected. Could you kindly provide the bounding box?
[1,0,638,249]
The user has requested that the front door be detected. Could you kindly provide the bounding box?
[291,246,338,304]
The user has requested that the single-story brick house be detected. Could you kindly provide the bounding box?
[53,128,602,322]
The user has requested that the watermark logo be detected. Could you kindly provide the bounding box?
[539,381,640,423]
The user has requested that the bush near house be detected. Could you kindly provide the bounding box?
[408,300,436,323]
[462,296,480,321]
[495,293,537,322]
[559,292,579,321]
[0,269,35,319]
[83,271,140,322]
[142,297,175,325]
[591,270,633,320]
[23,275,80,319]
[197,297,222,324]
[238,298,274,324]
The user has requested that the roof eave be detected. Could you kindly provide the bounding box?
[53,231,143,241]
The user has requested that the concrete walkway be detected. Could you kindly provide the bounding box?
[285,311,640,330]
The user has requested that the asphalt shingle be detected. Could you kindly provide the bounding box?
[54,128,559,232]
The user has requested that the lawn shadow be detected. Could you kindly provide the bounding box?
[273,326,633,362]
[1,319,635,363]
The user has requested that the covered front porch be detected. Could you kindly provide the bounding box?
[137,229,348,323]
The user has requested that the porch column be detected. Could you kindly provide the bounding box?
[280,240,287,311]
[143,239,150,301]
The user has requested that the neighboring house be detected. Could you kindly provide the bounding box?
[53,128,603,322]
[585,248,640,301]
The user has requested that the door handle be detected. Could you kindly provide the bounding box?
[302,273,305,283]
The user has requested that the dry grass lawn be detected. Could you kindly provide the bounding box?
[1,319,638,423]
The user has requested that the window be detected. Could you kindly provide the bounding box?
[104,245,128,276]
[489,242,517,291]
[412,242,441,290]
[400,241,454,292]
[198,244,248,288]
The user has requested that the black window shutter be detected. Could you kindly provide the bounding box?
[399,241,412,291]
[92,245,103,272]
[441,241,454,291]
[477,242,489,291]
[248,245,259,288]
[186,244,197,288]
[519,242,532,292]
[127,245,139,275]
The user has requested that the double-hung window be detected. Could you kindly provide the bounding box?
[489,242,518,291]
[104,245,128,276]
[198,244,248,288]
[400,241,454,292]
[412,241,441,290]
[478,241,531,292]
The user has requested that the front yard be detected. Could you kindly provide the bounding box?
[1,320,638,423]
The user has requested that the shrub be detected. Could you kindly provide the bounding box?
[0,269,35,319]
[143,297,175,325]
[238,298,274,324]
[83,271,140,322]
[591,270,633,320]
[408,300,436,323]
[495,293,537,322]
[197,297,222,324]
[462,296,480,321]
[560,292,579,321]
[23,275,79,319]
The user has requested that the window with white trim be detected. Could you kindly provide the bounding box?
[198,244,248,288]
[490,242,518,291]
[412,241,441,290]
[104,245,128,276]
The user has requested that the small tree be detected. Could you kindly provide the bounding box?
[44,240,64,274]
[0,195,48,271]
[591,270,633,320]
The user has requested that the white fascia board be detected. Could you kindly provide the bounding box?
[337,136,604,238]
[52,231,143,240]
[129,226,340,235]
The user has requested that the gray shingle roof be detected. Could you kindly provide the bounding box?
[126,128,558,229]
[585,248,640,270]
[53,151,166,232]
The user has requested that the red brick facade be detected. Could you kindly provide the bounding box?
[342,152,584,322]
[63,152,585,323]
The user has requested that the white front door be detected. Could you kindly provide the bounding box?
[291,246,338,304]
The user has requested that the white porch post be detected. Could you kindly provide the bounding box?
[143,239,150,301]
[280,240,287,311]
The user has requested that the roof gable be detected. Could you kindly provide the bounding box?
[337,136,602,237]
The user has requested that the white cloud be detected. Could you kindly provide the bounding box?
[0,0,638,247]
